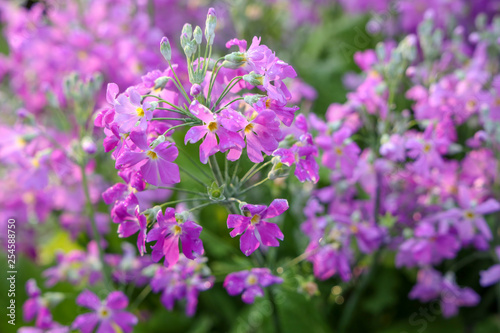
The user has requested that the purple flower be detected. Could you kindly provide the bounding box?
[72,290,137,333]
[116,128,180,186]
[223,268,283,304]
[23,279,52,329]
[228,109,282,163]
[147,208,204,267]
[151,255,214,316]
[227,199,288,256]
[112,87,153,133]
[409,268,480,318]
[185,100,244,164]
[316,127,360,178]
[480,247,500,287]
[116,206,148,256]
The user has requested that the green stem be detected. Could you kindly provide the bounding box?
[151,117,189,122]
[240,177,269,195]
[211,77,243,111]
[240,160,272,186]
[142,95,187,114]
[156,186,208,196]
[208,155,224,187]
[80,164,112,290]
[338,250,381,333]
[168,61,191,104]
[215,97,245,113]
[188,202,215,212]
[160,198,208,209]
[179,165,208,187]
[162,122,194,136]
[130,285,151,310]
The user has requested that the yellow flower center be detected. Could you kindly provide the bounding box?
[423,143,431,153]
[466,100,476,110]
[17,138,26,147]
[172,225,182,235]
[136,107,145,117]
[246,274,258,285]
[334,147,343,156]
[495,97,500,107]
[98,307,110,319]
[350,225,359,234]
[146,150,158,160]
[464,210,475,219]
[22,192,35,205]
[31,158,40,168]
[244,123,254,134]
[207,121,218,132]
[265,98,271,109]
[250,214,261,225]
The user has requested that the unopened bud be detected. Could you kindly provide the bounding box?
[81,136,97,154]
[190,84,202,96]
[243,72,264,86]
[182,23,193,39]
[208,182,225,201]
[160,37,172,61]
[154,76,170,90]
[205,8,217,45]
[193,26,202,44]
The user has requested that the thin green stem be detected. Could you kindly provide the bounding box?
[130,285,151,310]
[240,160,272,186]
[156,186,208,196]
[154,107,186,115]
[142,95,187,114]
[215,97,245,113]
[208,155,224,187]
[177,145,213,181]
[206,57,224,104]
[80,164,112,290]
[168,61,191,104]
[151,117,188,122]
[179,165,208,187]
[162,122,194,136]
[188,202,215,212]
[240,177,269,195]
[211,76,243,111]
[159,197,208,208]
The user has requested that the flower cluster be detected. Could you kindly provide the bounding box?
[301,13,500,317]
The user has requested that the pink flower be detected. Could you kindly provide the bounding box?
[185,100,244,164]
[116,129,180,186]
[227,199,288,256]
[147,208,204,267]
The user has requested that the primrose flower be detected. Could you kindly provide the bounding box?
[115,128,180,186]
[316,127,360,178]
[23,279,52,329]
[227,199,288,256]
[112,87,153,134]
[72,290,137,333]
[409,268,479,318]
[223,268,283,304]
[480,247,500,287]
[147,208,204,267]
[184,100,244,164]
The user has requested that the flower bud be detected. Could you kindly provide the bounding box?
[205,8,217,45]
[160,37,172,61]
[184,40,197,58]
[190,84,202,96]
[244,94,266,105]
[208,181,225,201]
[154,76,170,90]
[224,52,247,67]
[268,156,289,180]
[243,72,264,86]
[81,136,97,154]
[182,23,193,39]
[175,211,190,224]
[143,206,161,225]
[150,135,165,149]
[193,26,202,44]
[180,32,190,49]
